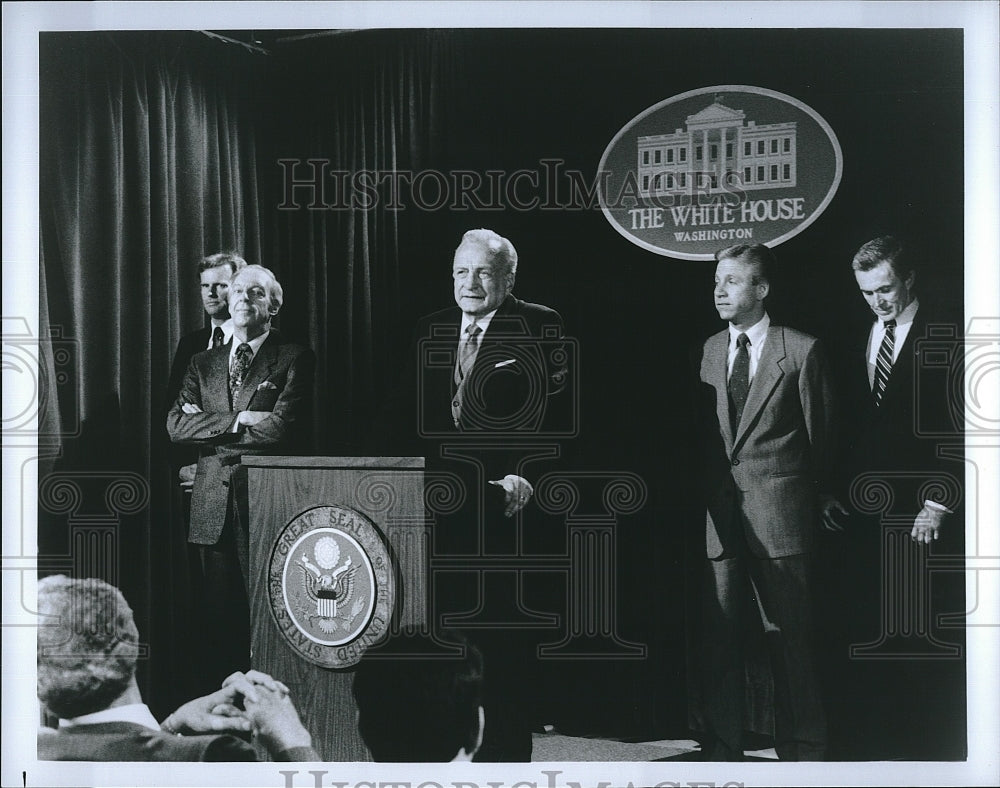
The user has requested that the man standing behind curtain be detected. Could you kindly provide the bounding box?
[167,264,315,686]
[694,244,835,761]
[165,252,247,490]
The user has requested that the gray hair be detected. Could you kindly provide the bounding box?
[456,229,518,283]
[37,575,140,719]
[234,263,284,314]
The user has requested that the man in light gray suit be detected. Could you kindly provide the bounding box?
[695,244,836,761]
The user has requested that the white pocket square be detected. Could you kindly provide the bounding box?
[494,359,517,368]
[257,381,278,391]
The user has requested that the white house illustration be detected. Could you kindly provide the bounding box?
[637,97,797,196]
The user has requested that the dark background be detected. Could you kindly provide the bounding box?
[38,28,964,739]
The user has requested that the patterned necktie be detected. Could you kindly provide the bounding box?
[455,323,482,385]
[729,332,751,433]
[211,326,225,349]
[230,343,253,401]
[872,319,896,407]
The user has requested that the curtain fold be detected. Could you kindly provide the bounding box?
[39,31,265,715]
[262,30,462,453]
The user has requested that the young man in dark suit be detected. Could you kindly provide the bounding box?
[167,264,315,685]
[37,575,316,761]
[820,236,965,760]
[695,243,836,761]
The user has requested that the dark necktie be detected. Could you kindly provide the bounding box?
[211,326,225,349]
[230,343,253,401]
[729,332,750,433]
[873,319,896,407]
[455,323,482,385]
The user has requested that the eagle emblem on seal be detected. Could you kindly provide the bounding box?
[295,535,365,633]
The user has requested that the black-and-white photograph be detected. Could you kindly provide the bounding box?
[3,3,998,787]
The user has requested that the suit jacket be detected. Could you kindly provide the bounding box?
[165,327,214,472]
[378,294,567,554]
[696,324,835,559]
[38,721,257,761]
[166,330,315,545]
[838,304,961,500]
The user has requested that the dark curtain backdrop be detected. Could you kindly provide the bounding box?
[38,28,964,735]
[258,30,464,454]
[39,31,266,714]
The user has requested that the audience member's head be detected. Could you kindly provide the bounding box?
[37,575,141,719]
[352,629,485,762]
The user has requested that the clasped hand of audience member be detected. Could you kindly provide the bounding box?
[162,669,311,753]
[489,474,534,517]
[223,670,312,753]
[161,670,287,735]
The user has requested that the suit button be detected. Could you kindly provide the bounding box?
[732,458,740,466]
[453,400,460,408]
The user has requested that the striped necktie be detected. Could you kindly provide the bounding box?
[872,319,896,407]
[455,323,482,385]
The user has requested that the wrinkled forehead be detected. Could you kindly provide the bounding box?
[453,243,502,271]
[232,270,272,291]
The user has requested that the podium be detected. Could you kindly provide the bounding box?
[243,456,426,761]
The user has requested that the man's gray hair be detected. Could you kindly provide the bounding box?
[37,575,140,719]
[457,228,518,281]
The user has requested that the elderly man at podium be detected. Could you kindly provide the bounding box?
[376,228,569,761]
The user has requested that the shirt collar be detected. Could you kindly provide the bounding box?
[878,297,919,328]
[729,312,770,347]
[60,703,160,731]
[461,308,499,337]
[208,318,235,347]
[230,329,270,361]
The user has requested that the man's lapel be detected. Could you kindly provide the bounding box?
[204,346,233,412]
[711,331,735,451]
[880,306,921,409]
[734,325,786,449]
[470,295,525,375]
[234,333,280,411]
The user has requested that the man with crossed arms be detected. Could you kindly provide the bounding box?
[167,264,315,686]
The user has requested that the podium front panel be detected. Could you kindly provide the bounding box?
[245,456,426,761]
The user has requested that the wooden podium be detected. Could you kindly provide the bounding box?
[243,456,426,761]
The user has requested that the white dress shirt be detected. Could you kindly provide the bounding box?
[727,312,771,383]
[866,298,919,390]
[206,318,235,349]
[229,329,270,370]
